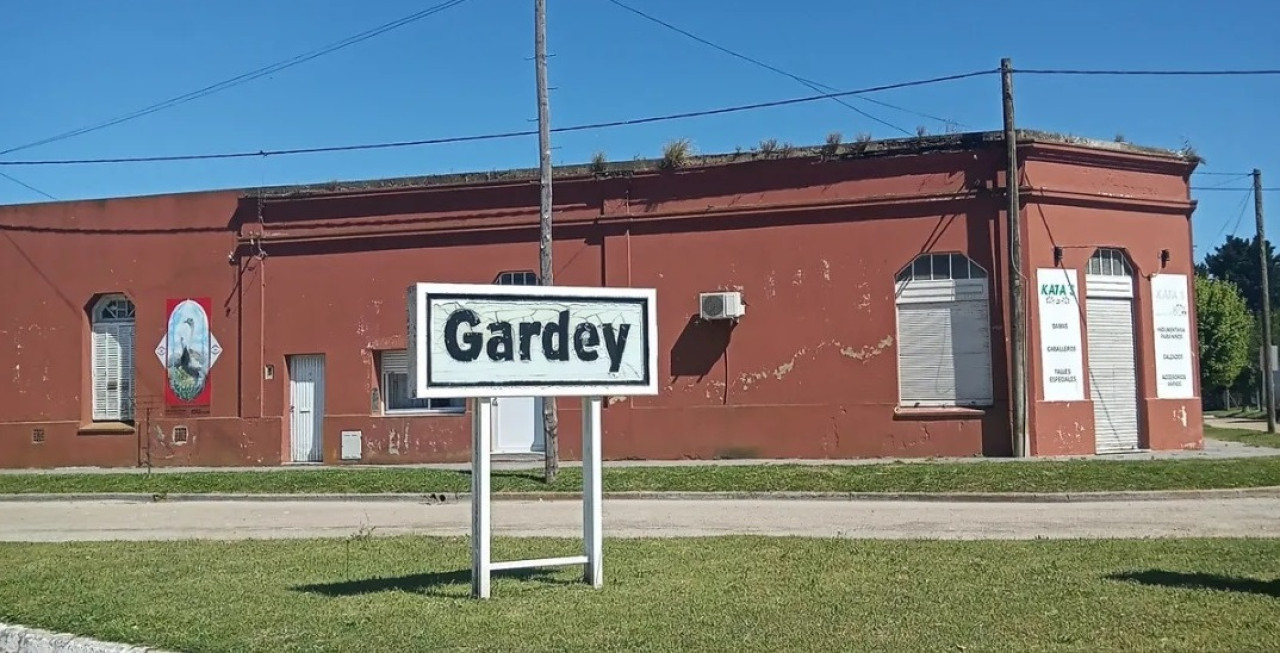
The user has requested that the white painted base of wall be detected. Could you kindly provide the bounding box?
[0,622,169,653]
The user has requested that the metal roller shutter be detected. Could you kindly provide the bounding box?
[1086,297,1140,453]
[896,279,993,407]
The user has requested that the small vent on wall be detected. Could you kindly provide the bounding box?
[32,428,45,444]
[173,425,189,444]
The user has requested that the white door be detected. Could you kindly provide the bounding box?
[289,354,325,463]
[1085,249,1141,454]
[492,269,544,454]
[494,397,546,454]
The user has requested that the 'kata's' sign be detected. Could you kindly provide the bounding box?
[407,282,658,398]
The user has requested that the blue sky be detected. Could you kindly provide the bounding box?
[1,0,1276,260]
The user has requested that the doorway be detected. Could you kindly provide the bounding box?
[288,354,325,463]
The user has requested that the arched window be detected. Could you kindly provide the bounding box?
[1086,248,1133,278]
[91,294,136,422]
[894,253,993,407]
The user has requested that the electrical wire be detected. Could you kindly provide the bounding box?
[1016,68,1280,76]
[1195,171,1254,176]
[0,68,997,167]
[1193,187,1278,192]
[602,0,928,135]
[0,171,58,200]
[1221,188,1255,240]
[0,0,473,157]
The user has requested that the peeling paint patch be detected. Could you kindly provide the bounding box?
[766,272,777,297]
[792,269,804,286]
[821,259,831,281]
[840,336,894,361]
[607,396,628,406]
[857,293,872,310]
[1175,405,1187,427]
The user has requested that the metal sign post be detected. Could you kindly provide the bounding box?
[408,282,656,599]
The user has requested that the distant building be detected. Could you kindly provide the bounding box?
[0,130,1203,468]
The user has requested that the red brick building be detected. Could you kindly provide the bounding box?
[0,130,1203,468]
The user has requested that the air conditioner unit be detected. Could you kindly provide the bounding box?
[699,291,745,321]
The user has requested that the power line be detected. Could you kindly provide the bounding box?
[0,0,473,157]
[1017,68,1280,76]
[1194,186,1280,192]
[0,68,997,167]
[1195,171,1254,176]
[1215,188,1255,242]
[0,171,58,200]
[602,0,926,135]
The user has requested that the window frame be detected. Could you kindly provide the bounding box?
[90,293,136,423]
[377,349,465,416]
[893,253,994,409]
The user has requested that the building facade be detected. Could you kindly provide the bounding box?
[0,131,1203,468]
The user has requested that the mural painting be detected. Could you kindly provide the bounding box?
[154,297,222,414]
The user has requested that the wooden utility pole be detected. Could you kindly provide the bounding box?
[1001,58,1028,457]
[1255,168,1276,433]
[535,0,560,481]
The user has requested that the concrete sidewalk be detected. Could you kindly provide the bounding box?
[2,496,1277,542]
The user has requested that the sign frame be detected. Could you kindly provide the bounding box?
[407,281,658,599]
[1150,273,1196,399]
[408,282,658,399]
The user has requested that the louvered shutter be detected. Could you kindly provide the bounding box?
[896,279,993,407]
[118,322,135,420]
[91,324,112,420]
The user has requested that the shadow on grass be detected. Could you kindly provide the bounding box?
[294,567,573,599]
[1108,570,1280,598]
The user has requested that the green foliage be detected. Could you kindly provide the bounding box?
[1195,275,1255,391]
[1200,235,1280,316]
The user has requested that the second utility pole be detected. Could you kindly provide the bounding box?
[1001,58,1028,457]
[534,0,560,482]
[1256,168,1276,433]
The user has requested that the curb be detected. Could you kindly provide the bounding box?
[0,622,168,652]
[0,486,1278,504]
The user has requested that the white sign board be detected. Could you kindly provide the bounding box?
[1151,273,1195,399]
[408,282,658,399]
[1036,268,1086,402]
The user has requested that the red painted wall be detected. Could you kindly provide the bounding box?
[1021,144,1203,455]
[0,137,1199,468]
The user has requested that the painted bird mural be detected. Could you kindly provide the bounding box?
[169,315,207,399]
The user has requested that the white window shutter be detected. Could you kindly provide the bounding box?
[119,323,135,420]
[91,325,111,420]
[896,276,994,407]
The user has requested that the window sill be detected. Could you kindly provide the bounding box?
[78,422,136,435]
[380,410,466,417]
[893,406,989,420]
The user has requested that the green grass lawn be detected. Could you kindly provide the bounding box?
[1205,425,1280,449]
[1206,408,1268,420]
[0,456,1278,494]
[0,537,1276,652]
[0,425,1274,496]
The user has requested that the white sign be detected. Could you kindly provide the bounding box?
[408,282,658,399]
[1151,274,1195,399]
[1036,268,1086,402]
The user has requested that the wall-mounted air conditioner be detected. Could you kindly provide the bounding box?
[699,291,745,321]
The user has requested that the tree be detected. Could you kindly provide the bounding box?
[1195,274,1254,393]
[1200,235,1280,316]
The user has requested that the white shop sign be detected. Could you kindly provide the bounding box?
[1036,268,1086,402]
[1151,273,1195,399]
[408,282,658,399]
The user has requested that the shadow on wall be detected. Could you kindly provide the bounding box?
[669,314,735,381]
[1106,570,1280,598]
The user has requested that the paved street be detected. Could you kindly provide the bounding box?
[2,497,1278,542]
